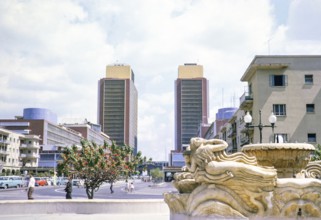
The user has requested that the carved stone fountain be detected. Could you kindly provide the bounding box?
[164,138,321,219]
[242,143,315,178]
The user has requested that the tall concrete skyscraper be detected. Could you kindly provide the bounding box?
[98,64,138,152]
[175,63,209,152]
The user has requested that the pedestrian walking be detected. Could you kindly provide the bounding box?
[110,182,114,194]
[64,177,72,199]
[125,180,130,192]
[130,182,134,192]
[27,174,35,200]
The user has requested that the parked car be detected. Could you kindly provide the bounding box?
[34,177,47,186]
[44,177,53,186]
[0,176,24,189]
[56,177,68,186]
[72,179,84,187]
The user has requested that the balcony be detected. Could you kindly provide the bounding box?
[20,153,39,159]
[0,149,9,155]
[240,136,250,146]
[239,92,253,110]
[20,143,40,149]
[227,128,236,138]
[0,139,10,145]
[239,121,247,133]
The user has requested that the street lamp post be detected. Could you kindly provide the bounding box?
[244,110,277,143]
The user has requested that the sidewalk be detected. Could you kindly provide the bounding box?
[0,199,170,220]
[0,181,174,220]
[0,213,169,220]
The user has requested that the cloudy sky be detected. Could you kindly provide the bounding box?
[1,0,321,161]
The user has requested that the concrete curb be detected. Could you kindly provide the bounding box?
[0,199,170,215]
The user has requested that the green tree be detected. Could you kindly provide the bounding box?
[150,168,163,183]
[137,157,153,175]
[58,140,144,199]
[311,144,321,161]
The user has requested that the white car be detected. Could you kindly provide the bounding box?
[56,177,68,185]
[0,176,24,189]
[72,179,84,187]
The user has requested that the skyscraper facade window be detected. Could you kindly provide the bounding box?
[175,64,208,152]
[98,64,138,153]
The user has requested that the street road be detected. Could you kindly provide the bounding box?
[0,180,177,200]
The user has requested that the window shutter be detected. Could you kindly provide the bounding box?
[284,75,288,86]
[269,75,274,86]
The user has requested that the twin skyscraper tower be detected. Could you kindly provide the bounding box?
[98,63,208,154]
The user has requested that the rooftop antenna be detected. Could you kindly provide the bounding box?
[267,37,273,55]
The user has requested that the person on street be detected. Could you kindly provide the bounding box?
[125,180,130,192]
[64,177,72,199]
[27,174,35,200]
[130,182,134,192]
[110,182,114,194]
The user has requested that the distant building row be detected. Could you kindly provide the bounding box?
[0,64,139,175]
[0,108,111,174]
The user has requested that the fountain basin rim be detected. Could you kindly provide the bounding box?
[277,178,321,188]
[242,143,315,151]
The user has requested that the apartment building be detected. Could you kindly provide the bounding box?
[0,128,23,174]
[219,109,245,152]
[20,135,41,168]
[202,107,238,152]
[220,55,321,150]
[0,128,41,175]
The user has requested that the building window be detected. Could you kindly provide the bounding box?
[308,133,316,143]
[248,84,252,96]
[306,104,315,113]
[305,75,313,84]
[274,133,288,143]
[273,104,286,116]
[270,75,288,87]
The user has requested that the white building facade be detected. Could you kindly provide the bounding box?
[219,55,321,150]
[0,128,40,175]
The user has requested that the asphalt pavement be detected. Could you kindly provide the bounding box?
[0,179,177,200]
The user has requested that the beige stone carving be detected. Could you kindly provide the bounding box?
[242,143,315,178]
[303,161,321,179]
[164,138,321,219]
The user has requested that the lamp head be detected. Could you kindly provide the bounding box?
[244,112,252,124]
[269,112,277,124]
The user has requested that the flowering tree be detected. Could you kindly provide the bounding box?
[58,140,144,199]
[105,142,144,193]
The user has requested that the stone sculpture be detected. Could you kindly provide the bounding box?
[164,138,321,219]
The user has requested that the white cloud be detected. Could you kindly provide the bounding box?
[287,0,321,41]
[1,0,321,160]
